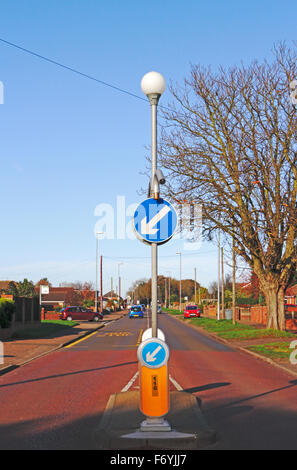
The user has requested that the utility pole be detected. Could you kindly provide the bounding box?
[118,262,123,311]
[100,255,103,313]
[194,267,197,305]
[232,233,236,324]
[177,252,182,312]
[95,232,103,312]
[95,236,98,312]
[221,246,224,319]
[217,229,221,320]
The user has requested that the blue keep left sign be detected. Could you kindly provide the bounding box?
[133,198,178,245]
[137,338,170,369]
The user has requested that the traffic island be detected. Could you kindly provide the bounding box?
[94,390,217,450]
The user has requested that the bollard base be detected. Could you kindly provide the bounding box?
[94,391,217,450]
[140,417,171,432]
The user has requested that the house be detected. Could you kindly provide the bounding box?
[36,286,74,310]
[0,280,17,293]
[285,284,297,305]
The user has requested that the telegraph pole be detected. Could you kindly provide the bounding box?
[100,255,103,313]
[194,267,197,304]
[232,233,236,324]
[221,246,224,319]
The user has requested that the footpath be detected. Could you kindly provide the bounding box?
[0,312,125,375]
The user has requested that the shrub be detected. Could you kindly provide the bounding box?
[0,298,15,328]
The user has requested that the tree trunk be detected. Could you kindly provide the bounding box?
[263,285,285,330]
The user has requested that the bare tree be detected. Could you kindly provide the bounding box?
[159,43,297,330]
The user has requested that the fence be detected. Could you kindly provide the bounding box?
[0,296,41,340]
[41,309,60,321]
[202,304,297,330]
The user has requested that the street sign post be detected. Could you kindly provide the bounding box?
[137,338,170,428]
[137,71,172,432]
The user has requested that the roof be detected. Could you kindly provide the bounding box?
[286,284,297,296]
[41,293,69,302]
[0,280,16,291]
[104,290,122,300]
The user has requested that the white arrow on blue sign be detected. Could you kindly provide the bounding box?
[133,198,178,245]
[137,338,169,369]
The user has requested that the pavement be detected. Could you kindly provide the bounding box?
[0,311,126,375]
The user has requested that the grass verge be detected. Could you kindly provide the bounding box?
[164,308,295,341]
[246,342,293,361]
[11,320,78,339]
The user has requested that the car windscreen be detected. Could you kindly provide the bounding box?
[131,307,141,312]
[186,306,198,310]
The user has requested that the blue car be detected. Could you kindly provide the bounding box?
[129,305,144,319]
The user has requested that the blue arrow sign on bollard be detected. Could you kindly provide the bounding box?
[133,198,178,245]
[137,338,170,369]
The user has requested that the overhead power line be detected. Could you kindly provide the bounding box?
[0,36,148,103]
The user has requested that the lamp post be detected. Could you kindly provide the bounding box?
[118,262,123,310]
[176,252,182,312]
[95,232,104,312]
[141,71,166,338]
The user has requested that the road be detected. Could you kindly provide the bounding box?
[0,311,297,449]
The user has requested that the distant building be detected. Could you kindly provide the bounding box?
[36,286,74,310]
[0,280,17,293]
[285,285,297,305]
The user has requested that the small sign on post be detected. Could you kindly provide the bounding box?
[137,337,170,430]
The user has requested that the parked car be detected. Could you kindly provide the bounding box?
[184,305,200,318]
[59,306,103,322]
[129,305,144,319]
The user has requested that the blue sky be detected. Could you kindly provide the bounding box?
[0,0,296,295]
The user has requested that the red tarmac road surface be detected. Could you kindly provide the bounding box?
[0,312,297,449]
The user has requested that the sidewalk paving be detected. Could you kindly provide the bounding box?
[0,312,125,374]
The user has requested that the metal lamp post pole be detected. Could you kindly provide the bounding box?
[139,72,172,433]
[149,93,160,338]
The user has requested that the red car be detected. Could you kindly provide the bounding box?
[184,305,200,318]
[59,306,103,322]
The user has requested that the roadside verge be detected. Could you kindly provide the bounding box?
[166,311,297,378]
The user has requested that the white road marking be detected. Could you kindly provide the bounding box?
[169,375,183,391]
[121,371,139,392]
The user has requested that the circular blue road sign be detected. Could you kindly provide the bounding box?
[133,198,178,245]
[137,338,170,369]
